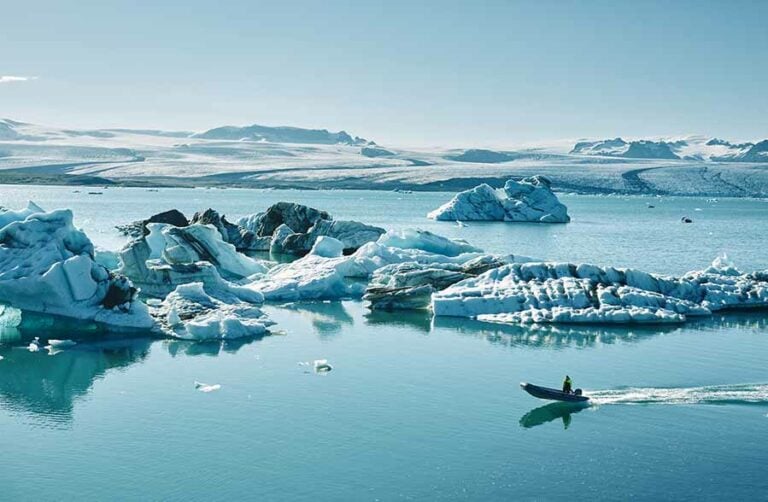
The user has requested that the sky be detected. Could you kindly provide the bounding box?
[1,0,766,147]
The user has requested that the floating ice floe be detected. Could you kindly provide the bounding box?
[153,283,274,340]
[0,203,153,329]
[428,176,570,223]
[45,339,77,349]
[194,381,222,393]
[432,257,768,324]
[299,359,333,373]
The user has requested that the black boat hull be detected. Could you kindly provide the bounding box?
[520,382,590,402]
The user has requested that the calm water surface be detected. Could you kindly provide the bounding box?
[1,186,767,500]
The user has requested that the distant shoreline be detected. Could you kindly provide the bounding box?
[1,172,766,198]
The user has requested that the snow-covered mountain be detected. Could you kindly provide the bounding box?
[570,136,765,162]
[1,118,767,196]
[192,123,368,145]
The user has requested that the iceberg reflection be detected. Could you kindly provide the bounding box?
[433,316,680,349]
[0,336,152,424]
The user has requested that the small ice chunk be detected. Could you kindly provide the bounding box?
[194,381,222,393]
[46,339,77,348]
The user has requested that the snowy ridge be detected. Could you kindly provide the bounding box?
[1,119,768,196]
[570,135,766,162]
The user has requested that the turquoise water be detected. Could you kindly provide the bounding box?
[1,186,768,500]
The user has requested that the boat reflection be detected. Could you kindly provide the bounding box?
[519,402,590,430]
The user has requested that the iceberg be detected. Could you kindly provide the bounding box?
[377,229,481,256]
[279,219,386,255]
[428,176,570,223]
[309,236,344,258]
[116,209,189,238]
[432,258,768,325]
[153,283,274,340]
[0,204,153,329]
[237,202,385,255]
[239,202,330,236]
[190,208,270,251]
[119,222,269,299]
[364,255,508,311]
[246,230,488,302]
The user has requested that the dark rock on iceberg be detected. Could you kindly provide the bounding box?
[238,202,385,256]
[116,209,189,238]
[190,208,269,251]
[248,202,330,237]
[363,255,506,311]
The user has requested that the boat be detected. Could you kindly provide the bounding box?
[520,382,590,403]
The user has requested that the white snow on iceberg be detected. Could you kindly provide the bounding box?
[432,258,768,324]
[0,203,153,329]
[246,230,488,302]
[428,176,570,223]
[154,283,274,340]
[119,222,269,300]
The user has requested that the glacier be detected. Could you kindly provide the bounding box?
[1,119,768,197]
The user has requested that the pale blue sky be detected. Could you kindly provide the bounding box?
[1,0,766,146]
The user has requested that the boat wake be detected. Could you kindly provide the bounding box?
[588,383,768,406]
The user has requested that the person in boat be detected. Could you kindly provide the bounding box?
[562,375,573,394]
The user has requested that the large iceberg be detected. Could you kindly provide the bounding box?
[190,208,270,251]
[0,203,277,341]
[432,258,768,324]
[237,202,385,255]
[428,176,570,223]
[119,222,269,299]
[246,230,487,302]
[0,203,153,329]
[364,255,508,311]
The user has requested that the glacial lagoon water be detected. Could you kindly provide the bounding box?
[1,185,768,500]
